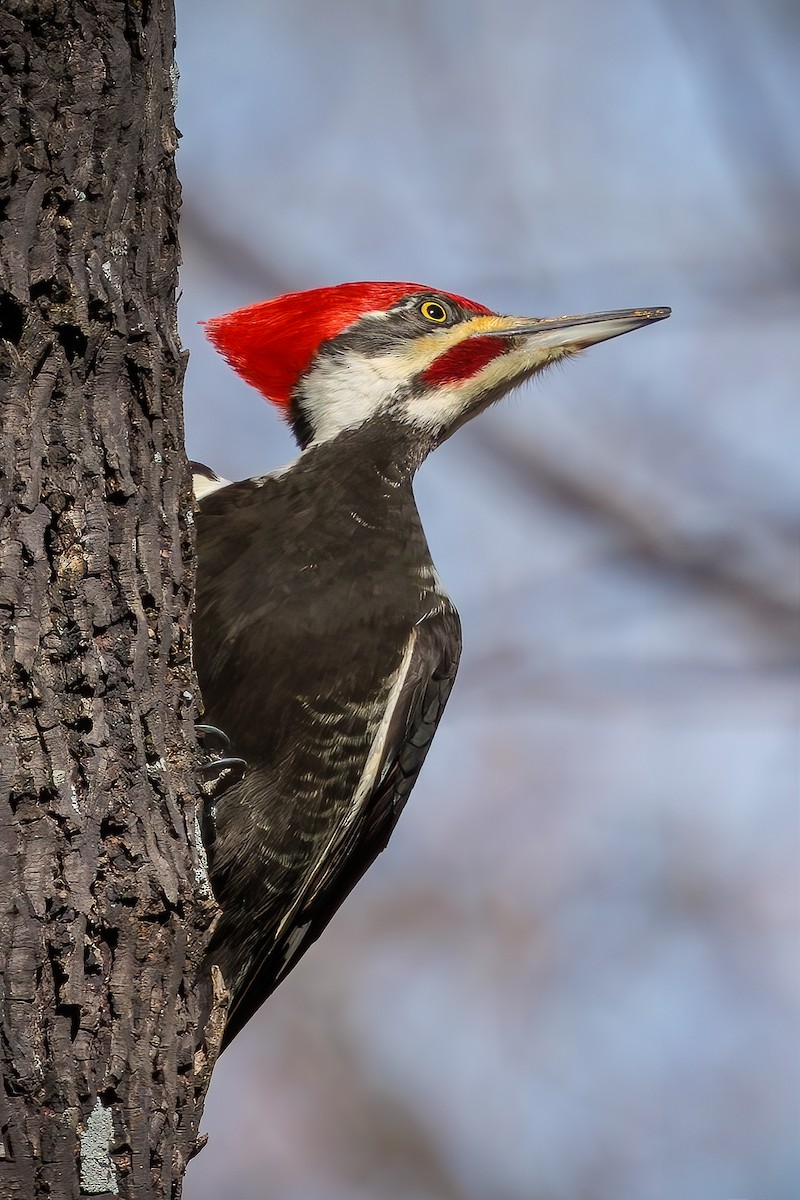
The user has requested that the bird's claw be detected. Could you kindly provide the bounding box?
[196,723,246,789]
[196,723,247,846]
[198,755,247,789]
[196,723,233,756]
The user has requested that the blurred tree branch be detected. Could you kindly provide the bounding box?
[475,425,799,644]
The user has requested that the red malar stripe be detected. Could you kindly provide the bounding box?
[422,337,509,387]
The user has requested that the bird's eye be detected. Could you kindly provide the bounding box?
[420,300,449,324]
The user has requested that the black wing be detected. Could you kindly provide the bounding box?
[217,614,460,1047]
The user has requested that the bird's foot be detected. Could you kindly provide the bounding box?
[198,754,247,790]
[196,724,247,846]
[197,722,247,793]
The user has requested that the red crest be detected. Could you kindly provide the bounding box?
[202,282,492,407]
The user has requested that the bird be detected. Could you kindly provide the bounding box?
[192,281,670,1048]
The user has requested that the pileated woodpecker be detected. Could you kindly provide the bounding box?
[193,282,669,1047]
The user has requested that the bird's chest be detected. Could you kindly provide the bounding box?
[277,508,445,634]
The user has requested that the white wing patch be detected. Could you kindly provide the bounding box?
[350,627,418,805]
[279,920,311,972]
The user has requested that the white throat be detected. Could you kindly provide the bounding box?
[298,351,412,445]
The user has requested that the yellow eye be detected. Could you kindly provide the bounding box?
[420,300,449,324]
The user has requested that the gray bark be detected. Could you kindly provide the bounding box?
[0,2,222,1196]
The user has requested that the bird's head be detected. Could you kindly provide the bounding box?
[203,282,669,456]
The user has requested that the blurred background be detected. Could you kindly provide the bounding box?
[176,2,799,1198]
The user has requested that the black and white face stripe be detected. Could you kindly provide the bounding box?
[288,292,493,448]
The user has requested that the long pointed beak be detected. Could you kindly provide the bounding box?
[470,306,671,349]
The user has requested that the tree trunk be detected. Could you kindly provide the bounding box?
[0,3,221,1196]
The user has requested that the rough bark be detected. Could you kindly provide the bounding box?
[0,3,220,1197]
